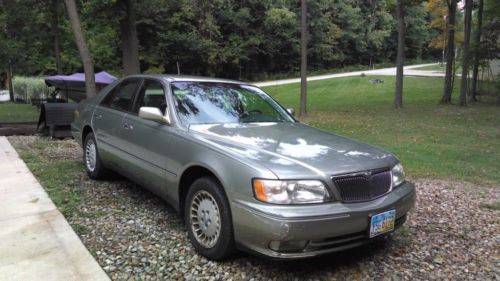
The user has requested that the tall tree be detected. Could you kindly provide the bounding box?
[459,0,473,106]
[440,0,457,104]
[120,0,140,75]
[299,0,307,117]
[470,0,484,101]
[6,66,14,101]
[64,0,96,98]
[51,0,63,74]
[394,0,405,109]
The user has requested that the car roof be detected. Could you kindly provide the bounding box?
[123,74,249,85]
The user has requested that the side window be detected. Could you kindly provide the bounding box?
[133,80,167,114]
[101,79,140,112]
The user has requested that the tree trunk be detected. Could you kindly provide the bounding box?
[7,65,14,101]
[394,0,405,109]
[64,0,96,98]
[441,0,457,104]
[52,0,63,74]
[471,0,483,101]
[120,0,140,75]
[459,0,473,106]
[299,0,307,117]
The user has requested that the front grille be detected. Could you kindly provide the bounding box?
[333,169,391,202]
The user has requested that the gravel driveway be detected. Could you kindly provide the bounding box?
[9,137,500,280]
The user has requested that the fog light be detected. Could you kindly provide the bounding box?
[269,240,308,252]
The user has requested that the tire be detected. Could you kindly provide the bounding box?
[83,132,108,180]
[185,177,235,260]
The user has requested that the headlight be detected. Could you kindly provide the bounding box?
[252,179,330,204]
[391,163,405,187]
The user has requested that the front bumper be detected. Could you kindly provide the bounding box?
[231,181,415,259]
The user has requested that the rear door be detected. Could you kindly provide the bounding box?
[121,79,174,197]
[92,78,141,169]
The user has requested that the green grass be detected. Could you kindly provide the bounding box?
[479,202,500,211]
[11,138,84,217]
[263,76,500,186]
[0,102,39,123]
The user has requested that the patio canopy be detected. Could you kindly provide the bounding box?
[45,71,117,89]
[44,71,118,102]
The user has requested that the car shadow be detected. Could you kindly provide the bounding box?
[94,172,396,275]
[228,238,390,274]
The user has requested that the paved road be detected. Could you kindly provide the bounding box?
[254,63,442,87]
[0,137,109,281]
[0,91,9,102]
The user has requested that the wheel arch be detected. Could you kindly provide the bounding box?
[82,125,94,143]
[178,164,226,223]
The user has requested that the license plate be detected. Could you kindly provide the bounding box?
[369,210,396,238]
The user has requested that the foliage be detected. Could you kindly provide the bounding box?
[12,76,51,102]
[1,0,435,80]
[404,3,432,59]
[480,0,500,60]
[264,76,500,185]
[425,0,464,50]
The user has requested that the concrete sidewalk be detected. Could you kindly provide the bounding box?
[254,63,442,87]
[0,137,109,281]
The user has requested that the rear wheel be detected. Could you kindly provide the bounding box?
[185,177,235,260]
[83,132,108,179]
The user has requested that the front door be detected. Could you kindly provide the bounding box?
[121,79,174,198]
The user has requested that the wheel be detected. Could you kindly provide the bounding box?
[185,177,235,260]
[83,132,108,179]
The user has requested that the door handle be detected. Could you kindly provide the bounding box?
[123,123,134,130]
[94,113,103,119]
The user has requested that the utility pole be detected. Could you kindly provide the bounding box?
[394,0,405,109]
[299,0,307,117]
[459,0,473,106]
[442,15,447,66]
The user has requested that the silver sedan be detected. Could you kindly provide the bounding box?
[71,75,415,260]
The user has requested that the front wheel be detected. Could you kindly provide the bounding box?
[83,132,108,179]
[185,177,235,260]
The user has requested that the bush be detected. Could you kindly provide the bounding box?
[12,76,50,103]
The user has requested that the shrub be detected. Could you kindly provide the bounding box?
[12,76,50,103]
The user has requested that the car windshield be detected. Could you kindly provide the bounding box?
[171,81,294,125]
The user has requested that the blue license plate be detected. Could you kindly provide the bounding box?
[369,210,396,238]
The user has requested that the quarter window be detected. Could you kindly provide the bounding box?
[133,80,167,114]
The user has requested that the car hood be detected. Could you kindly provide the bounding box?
[189,122,397,179]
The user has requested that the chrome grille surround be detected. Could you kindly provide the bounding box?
[332,168,392,202]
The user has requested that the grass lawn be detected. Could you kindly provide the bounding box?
[263,76,500,186]
[9,137,84,217]
[0,102,40,123]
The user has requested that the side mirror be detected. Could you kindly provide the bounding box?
[287,108,295,116]
[139,107,169,124]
